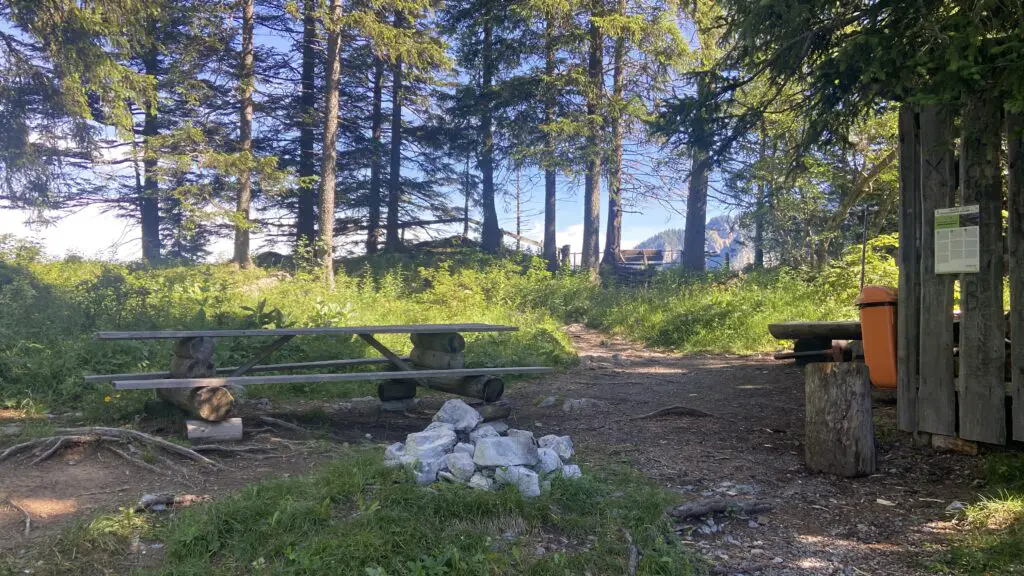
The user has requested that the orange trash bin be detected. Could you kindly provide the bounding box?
[856,286,899,388]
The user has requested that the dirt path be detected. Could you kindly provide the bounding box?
[503,325,981,575]
[0,325,984,575]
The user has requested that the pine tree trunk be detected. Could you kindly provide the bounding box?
[542,17,558,272]
[479,13,501,253]
[385,11,404,252]
[754,181,765,268]
[682,150,709,271]
[318,0,343,287]
[602,1,625,267]
[295,0,317,250]
[463,157,471,237]
[366,58,384,254]
[140,50,161,263]
[233,0,255,269]
[581,14,603,276]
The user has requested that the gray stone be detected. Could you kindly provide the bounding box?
[538,435,574,461]
[453,442,475,457]
[560,464,582,479]
[535,448,561,475]
[469,424,500,443]
[383,442,405,467]
[473,436,539,467]
[438,471,459,483]
[506,429,535,442]
[495,465,541,497]
[404,428,457,462]
[537,396,557,408]
[425,421,456,433]
[432,399,483,432]
[468,473,495,491]
[488,421,509,434]
[562,398,603,414]
[446,452,476,482]
[1,424,23,437]
[411,456,447,485]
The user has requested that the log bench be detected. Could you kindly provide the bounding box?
[87,324,551,422]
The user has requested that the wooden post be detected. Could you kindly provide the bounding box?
[917,105,957,435]
[958,93,1006,445]
[804,363,876,477]
[897,106,922,434]
[1007,112,1024,441]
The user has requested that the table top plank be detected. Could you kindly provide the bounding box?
[114,366,552,390]
[96,323,518,340]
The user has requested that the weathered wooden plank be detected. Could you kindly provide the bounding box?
[85,357,405,383]
[958,93,1006,445]
[95,324,518,340]
[897,106,922,434]
[767,321,862,341]
[114,366,553,390]
[916,105,957,435]
[804,362,876,477]
[1008,112,1024,441]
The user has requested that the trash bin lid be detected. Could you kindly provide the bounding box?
[856,285,898,306]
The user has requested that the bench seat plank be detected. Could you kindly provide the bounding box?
[115,366,552,390]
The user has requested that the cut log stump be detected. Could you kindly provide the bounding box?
[409,333,466,354]
[804,362,876,477]
[158,387,235,422]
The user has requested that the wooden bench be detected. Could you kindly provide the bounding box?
[88,324,551,421]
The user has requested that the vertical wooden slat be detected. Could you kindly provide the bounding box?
[897,106,922,434]
[1008,112,1024,441]
[917,106,957,435]
[958,94,1006,445]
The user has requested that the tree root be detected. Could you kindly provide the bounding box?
[104,444,162,473]
[626,405,718,421]
[1,427,223,471]
[258,416,308,434]
[3,498,31,536]
[670,498,773,520]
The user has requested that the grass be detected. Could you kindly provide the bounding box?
[17,448,707,576]
[0,232,890,416]
[935,453,1024,574]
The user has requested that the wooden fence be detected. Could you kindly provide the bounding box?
[897,104,1023,445]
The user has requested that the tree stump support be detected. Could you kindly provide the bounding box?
[804,362,876,477]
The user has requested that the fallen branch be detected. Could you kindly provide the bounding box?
[627,405,718,421]
[104,444,162,474]
[670,499,773,520]
[3,498,31,536]
[258,416,308,434]
[135,493,211,513]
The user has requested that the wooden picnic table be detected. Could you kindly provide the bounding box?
[88,323,551,421]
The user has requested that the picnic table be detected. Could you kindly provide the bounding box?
[87,323,551,422]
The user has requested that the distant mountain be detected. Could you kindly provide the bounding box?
[634,215,753,270]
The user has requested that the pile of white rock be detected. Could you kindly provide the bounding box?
[383,399,581,497]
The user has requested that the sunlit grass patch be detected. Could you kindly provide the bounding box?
[937,454,1024,574]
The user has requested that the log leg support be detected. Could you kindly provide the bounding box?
[804,362,876,477]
